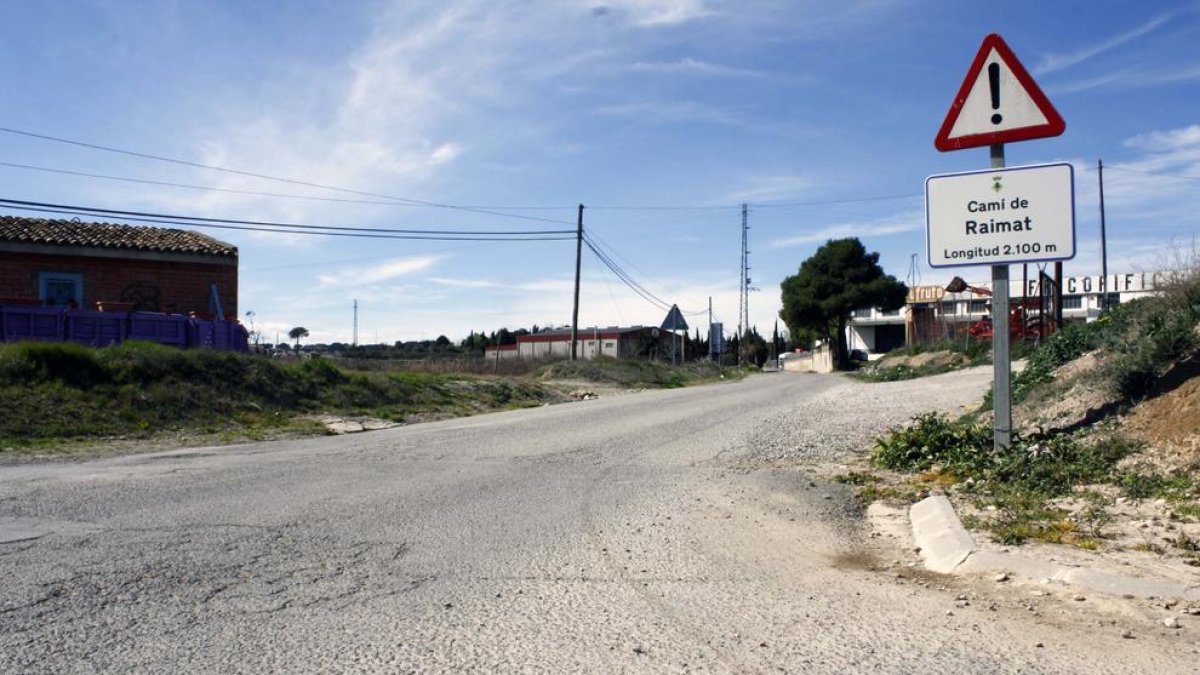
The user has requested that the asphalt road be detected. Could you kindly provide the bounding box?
[1,373,1195,673]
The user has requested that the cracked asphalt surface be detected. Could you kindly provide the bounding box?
[1,372,1196,673]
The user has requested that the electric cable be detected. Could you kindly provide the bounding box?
[0,197,574,236]
[583,237,670,311]
[0,126,573,225]
[0,204,574,242]
[1105,165,1200,182]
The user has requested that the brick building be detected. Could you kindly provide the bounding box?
[0,216,238,317]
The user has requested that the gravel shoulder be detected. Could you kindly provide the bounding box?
[736,367,993,467]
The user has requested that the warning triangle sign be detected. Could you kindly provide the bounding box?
[935,34,1065,152]
[660,304,688,331]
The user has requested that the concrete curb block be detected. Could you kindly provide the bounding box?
[909,496,973,573]
[908,495,1200,601]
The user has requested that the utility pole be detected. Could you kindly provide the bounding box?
[707,296,713,362]
[352,299,358,347]
[1098,158,1109,306]
[570,204,584,361]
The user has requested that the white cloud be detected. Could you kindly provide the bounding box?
[1051,63,1200,95]
[430,143,463,164]
[594,100,747,128]
[318,255,442,287]
[429,277,502,289]
[769,212,923,249]
[725,175,814,202]
[630,57,765,78]
[1123,124,1200,153]
[592,0,715,27]
[1035,13,1173,75]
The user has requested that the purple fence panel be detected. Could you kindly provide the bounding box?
[64,310,127,347]
[1,306,64,343]
[129,312,189,348]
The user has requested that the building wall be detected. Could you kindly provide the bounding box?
[0,250,237,316]
[516,337,621,360]
[782,346,833,373]
[489,329,668,361]
[847,271,1165,354]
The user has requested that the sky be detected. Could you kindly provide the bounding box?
[1,0,1198,346]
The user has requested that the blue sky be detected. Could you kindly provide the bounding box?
[2,1,1198,345]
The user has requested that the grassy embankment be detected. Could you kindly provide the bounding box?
[842,267,1200,553]
[0,343,735,456]
[852,337,1041,382]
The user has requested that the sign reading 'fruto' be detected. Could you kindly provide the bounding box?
[925,162,1076,268]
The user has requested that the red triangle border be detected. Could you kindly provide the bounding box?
[934,33,1066,152]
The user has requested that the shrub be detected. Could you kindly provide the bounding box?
[873,414,1136,497]
[1099,295,1200,398]
[872,413,992,475]
[1009,320,1105,404]
[0,342,107,388]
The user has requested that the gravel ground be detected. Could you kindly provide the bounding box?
[741,366,993,463]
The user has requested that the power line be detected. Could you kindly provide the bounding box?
[1,206,573,241]
[0,139,917,215]
[0,160,595,214]
[583,235,671,311]
[0,161,433,208]
[1105,165,1200,182]
[587,204,737,211]
[0,198,574,236]
[0,203,574,242]
[753,193,919,208]
[0,126,573,226]
[583,233,706,316]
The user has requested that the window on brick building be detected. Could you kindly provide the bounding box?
[38,272,83,306]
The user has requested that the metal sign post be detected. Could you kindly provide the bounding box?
[990,144,1011,450]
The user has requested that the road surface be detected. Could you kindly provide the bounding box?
[1,372,1195,673]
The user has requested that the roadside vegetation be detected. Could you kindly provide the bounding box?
[852,339,992,382]
[851,265,1200,557]
[535,357,738,388]
[0,342,738,457]
[852,335,1044,383]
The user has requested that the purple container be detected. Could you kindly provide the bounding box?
[65,310,127,347]
[1,306,64,342]
[129,312,189,348]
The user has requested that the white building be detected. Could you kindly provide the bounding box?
[485,326,675,361]
[847,271,1165,354]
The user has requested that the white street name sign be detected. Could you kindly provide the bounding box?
[925,162,1075,268]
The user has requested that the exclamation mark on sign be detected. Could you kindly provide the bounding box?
[989,62,1002,125]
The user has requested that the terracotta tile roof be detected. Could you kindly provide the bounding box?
[0,216,237,257]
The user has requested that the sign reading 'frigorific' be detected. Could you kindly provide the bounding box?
[925,162,1076,268]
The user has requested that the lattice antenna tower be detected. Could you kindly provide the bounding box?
[737,203,754,364]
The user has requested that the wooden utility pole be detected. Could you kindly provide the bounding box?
[570,204,584,360]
